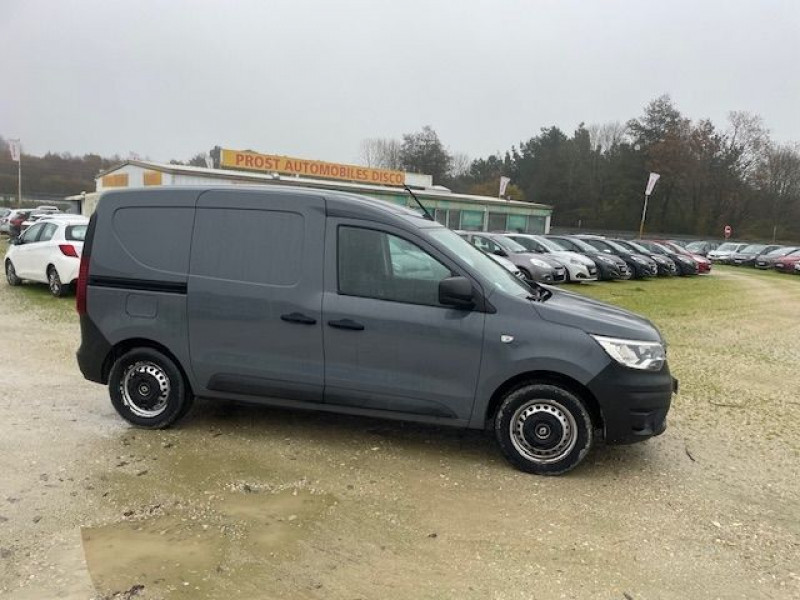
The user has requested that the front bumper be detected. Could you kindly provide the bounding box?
[587,362,675,445]
[569,263,598,282]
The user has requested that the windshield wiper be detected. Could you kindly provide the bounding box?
[404,185,434,221]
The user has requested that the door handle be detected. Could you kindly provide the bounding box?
[327,318,365,331]
[280,312,317,325]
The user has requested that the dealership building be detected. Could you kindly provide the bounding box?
[82,149,553,233]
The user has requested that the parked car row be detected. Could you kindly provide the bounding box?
[3,215,89,296]
[456,232,712,284]
[0,205,64,238]
[706,241,800,274]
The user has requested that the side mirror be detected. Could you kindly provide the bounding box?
[439,276,475,309]
[10,237,21,245]
[493,249,507,257]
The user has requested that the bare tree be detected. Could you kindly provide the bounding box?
[358,138,403,170]
[587,121,627,152]
[727,111,770,182]
[449,152,471,178]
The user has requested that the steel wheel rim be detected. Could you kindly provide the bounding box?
[509,399,578,464]
[49,271,60,294]
[120,361,171,418]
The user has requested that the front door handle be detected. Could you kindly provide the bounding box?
[327,318,365,331]
[281,312,317,325]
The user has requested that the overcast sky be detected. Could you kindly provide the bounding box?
[2,0,798,164]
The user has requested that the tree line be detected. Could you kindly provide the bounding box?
[360,96,800,241]
[3,95,799,240]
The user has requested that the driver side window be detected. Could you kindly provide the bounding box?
[338,226,453,307]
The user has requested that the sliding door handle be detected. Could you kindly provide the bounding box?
[327,318,365,331]
[280,312,317,325]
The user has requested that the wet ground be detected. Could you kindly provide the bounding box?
[0,266,798,599]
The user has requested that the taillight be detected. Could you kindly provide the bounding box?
[76,253,90,315]
[59,244,79,257]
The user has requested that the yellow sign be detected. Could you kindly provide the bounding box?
[220,149,406,187]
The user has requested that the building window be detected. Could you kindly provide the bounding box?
[434,208,447,226]
[447,209,461,229]
[461,210,484,231]
[487,212,506,232]
[507,214,527,233]
[526,216,546,234]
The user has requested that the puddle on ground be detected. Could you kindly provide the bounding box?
[81,488,334,598]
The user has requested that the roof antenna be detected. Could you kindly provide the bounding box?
[404,184,434,221]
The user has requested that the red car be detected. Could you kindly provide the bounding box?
[774,253,800,273]
[657,240,712,274]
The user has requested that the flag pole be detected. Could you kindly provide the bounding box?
[638,193,649,239]
[17,151,22,208]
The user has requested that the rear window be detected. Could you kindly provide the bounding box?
[66,225,87,241]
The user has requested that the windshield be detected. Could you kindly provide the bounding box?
[716,243,739,251]
[553,236,596,253]
[741,244,766,254]
[493,236,528,253]
[428,228,531,297]
[533,236,567,252]
[766,247,790,256]
[685,241,706,252]
[603,239,633,253]
[625,240,652,254]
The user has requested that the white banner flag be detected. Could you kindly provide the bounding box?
[8,139,20,162]
[499,176,511,197]
[645,172,660,196]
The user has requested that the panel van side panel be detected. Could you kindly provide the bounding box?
[85,189,199,387]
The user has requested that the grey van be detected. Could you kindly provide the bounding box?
[76,187,676,475]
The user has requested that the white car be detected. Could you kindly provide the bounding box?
[5,216,89,296]
[707,242,747,263]
[505,234,598,282]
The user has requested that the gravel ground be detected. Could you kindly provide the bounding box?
[0,266,798,599]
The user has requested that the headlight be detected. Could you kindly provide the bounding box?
[632,256,647,263]
[597,255,614,263]
[590,335,666,371]
[569,258,584,265]
[529,258,549,268]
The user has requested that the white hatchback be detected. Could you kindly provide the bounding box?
[5,216,89,296]
[505,234,599,282]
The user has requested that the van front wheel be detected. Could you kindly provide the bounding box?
[494,383,593,475]
[109,348,192,429]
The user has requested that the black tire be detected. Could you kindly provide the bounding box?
[108,348,193,429]
[494,383,593,475]
[47,266,68,297]
[5,260,21,286]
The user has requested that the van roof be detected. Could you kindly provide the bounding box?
[99,185,442,230]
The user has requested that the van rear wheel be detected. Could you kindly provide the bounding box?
[494,383,593,475]
[109,348,192,429]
